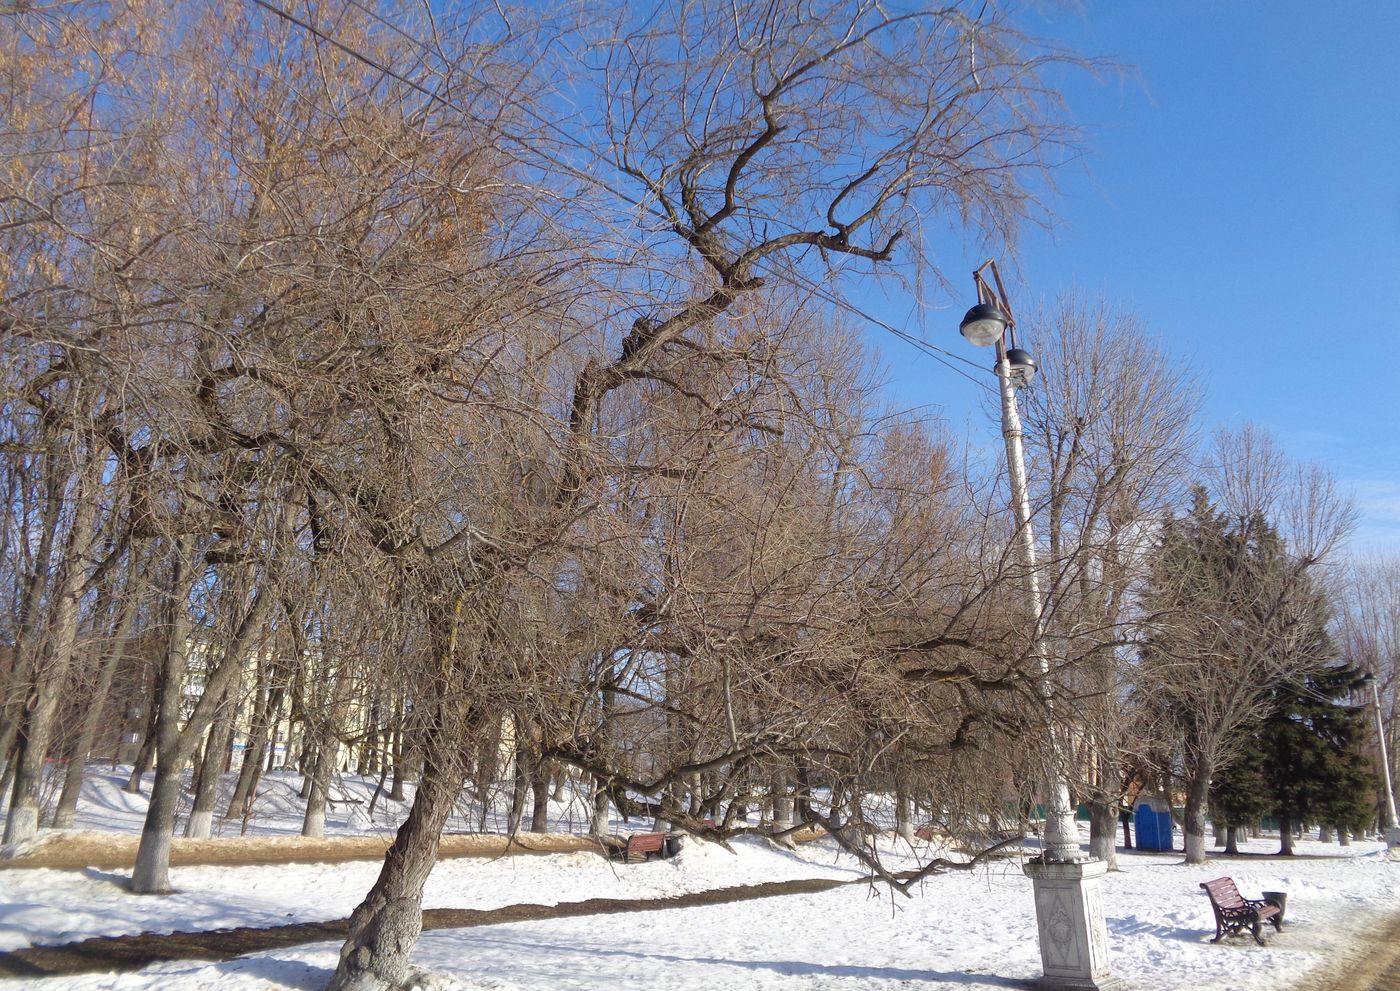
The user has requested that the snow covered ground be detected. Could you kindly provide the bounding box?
[1,765,1397,991]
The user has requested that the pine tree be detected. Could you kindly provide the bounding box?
[1138,486,1340,862]
[1210,735,1271,854]
[1262,663,1378,853]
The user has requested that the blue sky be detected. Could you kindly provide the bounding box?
[871,0,1400,553]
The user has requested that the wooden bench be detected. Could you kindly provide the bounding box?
[623,831,668,863]
[1200,877,1283,945]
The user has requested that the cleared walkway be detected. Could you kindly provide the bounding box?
[0,876,852,979]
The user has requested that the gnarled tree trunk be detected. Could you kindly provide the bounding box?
[327,752,466,991]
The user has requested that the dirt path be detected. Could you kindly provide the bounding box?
[0,831,599,871]
[1292,909,1400,991]
[0,875,855,979]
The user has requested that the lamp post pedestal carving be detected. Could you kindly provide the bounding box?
[1023,858,1119,990]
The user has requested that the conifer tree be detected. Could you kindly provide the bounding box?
[1262,663,1377,854]
[1138,482,1340,862]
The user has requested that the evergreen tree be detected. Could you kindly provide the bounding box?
[1138,486,1337,862]
[1210,735,1271,854]
[1262,662,1378,853]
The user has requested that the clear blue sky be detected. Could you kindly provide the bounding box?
[873,0,1400,553]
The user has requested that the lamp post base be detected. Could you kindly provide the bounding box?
[1385,826,1400,856]
[1024,858,1117,990]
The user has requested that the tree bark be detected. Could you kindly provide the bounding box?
[132,559,274,893]
[389,707,406,802]
[125,705,157,794]
[326,756,464,991]
[1088,799,1118,868]
[894,784,916,845]
[1225,826,1240,854]
[187,695,239,839]
[226,683,282,820]
[507,751,529,835]
[130,548,195,894]
[1183,758,1212,865]
[303,737,337,838]
[1278,812,1295,855]
[0,443,66,768]
[529,769,550,833]
[589,777,610,836]
[5,457,101,845]
[771,773,794,835]
[53,576,141,828]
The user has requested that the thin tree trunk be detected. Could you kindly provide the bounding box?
[187,695,239,839]
[771,772,794,834]
[0,445,66,762]
[303,739,337,838]
[125,706,158,794]
[132,561,274,893]
[389,704,406,801]
[298,745,316,800]
[507,752,529,835]
[226,683,281,819]
[894,784,916,845]
[794,763,813,824]
[367,761,390,821]
[266,719,281,774]
[5,457,101,845]
[130,548,195,894]
[53,584,140,828]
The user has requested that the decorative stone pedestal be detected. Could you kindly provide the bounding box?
[1023,858,1118,990]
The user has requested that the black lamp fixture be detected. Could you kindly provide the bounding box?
[959,301,1009,347]
[1006,347,1037,387]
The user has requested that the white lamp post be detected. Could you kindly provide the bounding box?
[959,260,1115,990]
[1360,672,1400,851]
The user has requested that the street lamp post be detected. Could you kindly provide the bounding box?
[1360,672,1400,851]
[959,260,1115,990]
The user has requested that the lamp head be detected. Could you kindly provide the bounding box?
[1005,347,1037,387]
[959,301,1009,347]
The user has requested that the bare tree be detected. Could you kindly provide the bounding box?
[1019,295,1200,867]
[1137,426,1354,864]
[3,2,1095,988]
[1337,552,1400,831]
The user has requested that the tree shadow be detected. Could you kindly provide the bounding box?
[456,932,1034,987]
[1106,915,1205,944]
[153,954,334,990]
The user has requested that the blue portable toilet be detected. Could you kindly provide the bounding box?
[1135,796,1174,851]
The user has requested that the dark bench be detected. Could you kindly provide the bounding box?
[623,831,668,863]
[1200,877,1283,945]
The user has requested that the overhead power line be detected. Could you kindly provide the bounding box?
[245,0,996,399]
